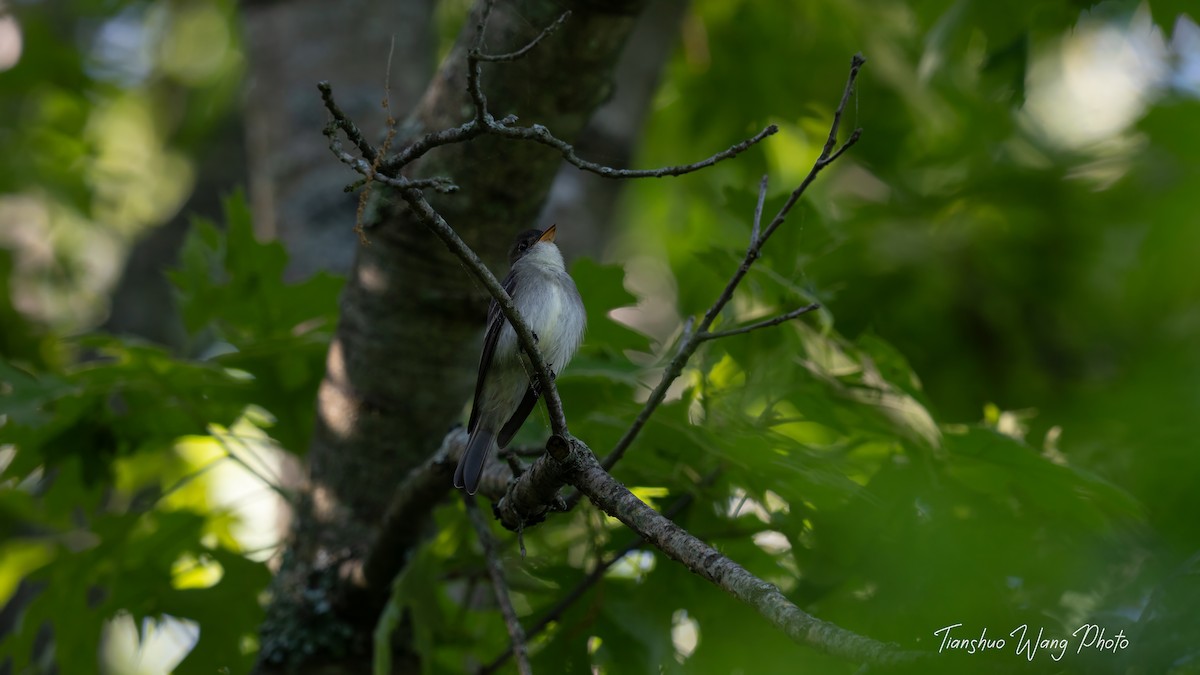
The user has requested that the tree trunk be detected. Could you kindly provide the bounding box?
[256,1,652,671]
[242,0,436,280]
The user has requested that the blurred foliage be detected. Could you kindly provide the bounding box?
[0,0,243,331]
[527,0,1197,671]
[3,0,1200,673]
[1,195,336,673]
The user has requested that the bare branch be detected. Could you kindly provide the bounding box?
[376,118,775,183]
[598,52,866,473]
[321,83,462,195]
[700,303,821,341]
[600,334,699,472]
[324,5,776,189]
[490,123,779,179]
[482,470,721,675]
[322,20,890,669]
[354,165,458,193]
[329,144,457,193]
[500,448,526,478]
[751,173,769,244]
[391,176,459,193]
[819,53,866,160]
[381,120,485,172]
[475,10,572,62]
[372,411,927,670]
[465,496,532,675]
[758,53,865,244]
[569,447,921,667]
[465,0,495,122]
[823,128,862,166]
[494,437,925,667]
[473,0,495,52]
[317,81,377,162]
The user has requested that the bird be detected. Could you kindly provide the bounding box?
[454,224,586,494]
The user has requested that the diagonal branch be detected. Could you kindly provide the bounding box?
[465,495,532,675]
[598,52,866,473]
[366,417,931,670]
[492,435,928,667]
[398,187,568,435]
[700,303,821,340]
[316,11,797,517]
[481,469,721,674]
[491,122,779,179]
[568,445,922,666]
[320,10,896,668]
[329,3,777,186]
[475,9,572,63]
[751,173,768,242]
[318,81,378,162]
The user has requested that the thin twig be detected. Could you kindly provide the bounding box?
[751,174,768,244]
[465,495,533,675]
[322,2,776,190]
[320,15,882,665]
[324,31,909,669]
[209,428,291,501]
[317,81,378,162]
[598,53,865,472]
[500,449,526,478]
[700,303,821,340]
[505,438,924,667]
[482,470,720,674]
[491,123,778,179]
[475,10,572,62]
[358,166,458,193]
[376,117,775,183]
[758,53,865,246]
[326,136,459,193]
[380,119,486,171]
[466,0,496,122]
[354,36,402,243]
[820,54,861,160]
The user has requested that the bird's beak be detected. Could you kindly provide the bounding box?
[538,224,558,243]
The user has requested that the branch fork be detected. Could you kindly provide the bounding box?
[319,5,908,668]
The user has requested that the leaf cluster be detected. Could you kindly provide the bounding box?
[0,193,336,673]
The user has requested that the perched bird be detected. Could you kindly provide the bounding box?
[454,224,586,494]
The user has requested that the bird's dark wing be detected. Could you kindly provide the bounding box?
[468,270,519,434]
[497,386,538,447]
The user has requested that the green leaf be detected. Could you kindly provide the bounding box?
[0,361,78,428]
[171,547,271,675]
[569,258,647,355]
[0,249,54,368]
[169,191,343,344]
[945,427,1143,530]
[591,590,674,673]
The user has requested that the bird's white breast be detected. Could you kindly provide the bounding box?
[497,243,585,373]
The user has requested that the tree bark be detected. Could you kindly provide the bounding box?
[104,0,435,344]
[257,1,651,671]
[242,0,436,280]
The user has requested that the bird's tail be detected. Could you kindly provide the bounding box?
[454,426,495,495]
